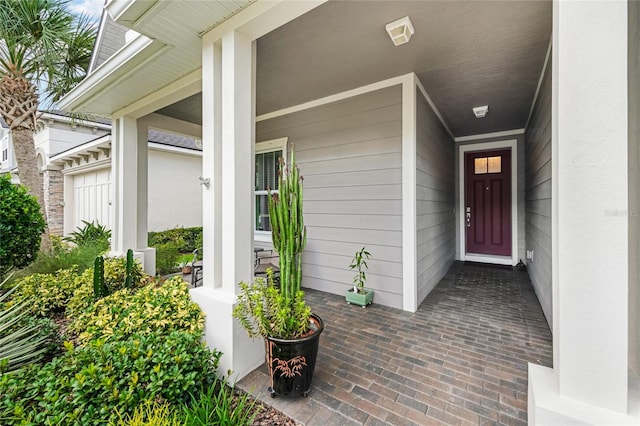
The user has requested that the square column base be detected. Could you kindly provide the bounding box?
[108,248,156,276]
[528,364,640,425]
[190,286,264,381]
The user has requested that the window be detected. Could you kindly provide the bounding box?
[474,156,502,174]
[255,138,287,240]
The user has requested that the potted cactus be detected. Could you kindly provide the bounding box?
[233,146,323,398]
[345,247,374,307]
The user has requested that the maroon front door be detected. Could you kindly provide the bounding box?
[465,149,512,256]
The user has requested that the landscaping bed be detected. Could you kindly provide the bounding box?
[0,251,297,425]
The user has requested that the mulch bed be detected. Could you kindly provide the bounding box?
[251,402,300,425]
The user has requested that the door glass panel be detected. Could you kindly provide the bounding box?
[474,157,488,174]
[488,156,502,173]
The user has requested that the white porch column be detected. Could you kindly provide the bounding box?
[529,1,638,424]
[110,116,155,274]
[190,29,263,381]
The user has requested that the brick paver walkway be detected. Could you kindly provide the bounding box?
[238,262,553,425]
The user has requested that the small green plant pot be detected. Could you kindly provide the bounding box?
[345,288,374,307]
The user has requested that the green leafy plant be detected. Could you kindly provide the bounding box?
[349,247,371,294]
[70,276,204,344]
[234,146,312,339]
[0,174,46,278]
[234,270,310,339]
[64,220,111,250]
[6,241,107,284]
[125,249,135,288]
[0,273,52,373]
[182,379,257,426]
[0,331,220,425]
[155,243,180,275]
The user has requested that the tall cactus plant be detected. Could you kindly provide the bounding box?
[268,146,307,300]
[93,255,107,298]
[125,249,134,289]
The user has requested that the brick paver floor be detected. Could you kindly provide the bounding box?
[238,262,553,425]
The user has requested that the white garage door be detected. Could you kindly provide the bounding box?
[73,168,111,231]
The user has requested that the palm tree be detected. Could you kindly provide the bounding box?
[0,0,95,252]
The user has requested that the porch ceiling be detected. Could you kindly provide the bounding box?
[63,0,551,139]
[256,0,552,137]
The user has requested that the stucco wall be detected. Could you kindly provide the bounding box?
[256,86,404,308]
[525,58,552,328]
[416,88,456,305]
[34,124,109,156]
[147,147,203,232]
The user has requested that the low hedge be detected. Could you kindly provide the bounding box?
[148,227,202,254]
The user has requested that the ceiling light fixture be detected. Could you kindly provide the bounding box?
[473,106,489,118]
[385,16,414,46]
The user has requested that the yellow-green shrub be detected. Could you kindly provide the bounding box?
[66,256,148,319]
[70,276,203,344]
[9,267,79,316]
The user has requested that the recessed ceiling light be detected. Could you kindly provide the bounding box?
[473,106,489,118]
[385,16,414,46]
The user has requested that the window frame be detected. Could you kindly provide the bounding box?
[254,137,288,242]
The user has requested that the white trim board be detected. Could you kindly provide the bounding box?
[455,129,524,143]
[458,139,518,266]
[525,37,553,131]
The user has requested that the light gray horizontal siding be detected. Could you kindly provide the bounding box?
[256,85,403,309]
[416,88,455,305]
[525,58,552,328]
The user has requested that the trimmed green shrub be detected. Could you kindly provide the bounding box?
[0,331,220,425]
[70,277,203,344]
[0,174,46,277]
[64,220,111,251]
[149,227,202,254]
[154,243,180,276]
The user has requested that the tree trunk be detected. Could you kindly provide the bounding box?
[11,128,52,253]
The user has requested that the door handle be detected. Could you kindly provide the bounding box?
[466,207,471,228]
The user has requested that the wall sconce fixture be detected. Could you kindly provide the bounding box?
[199,176,210,189]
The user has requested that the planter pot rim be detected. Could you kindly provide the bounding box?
[347,288,371,295]
[266,313,324,344]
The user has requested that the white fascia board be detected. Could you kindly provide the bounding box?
[58,33,166,113]
[40,112,111,131]
[148,142,202,157]
[106,0,159,25]
[49,135,112,163]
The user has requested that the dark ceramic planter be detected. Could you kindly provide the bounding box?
[264,313,324,398]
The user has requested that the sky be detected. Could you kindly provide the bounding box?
[69,0,105,21]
